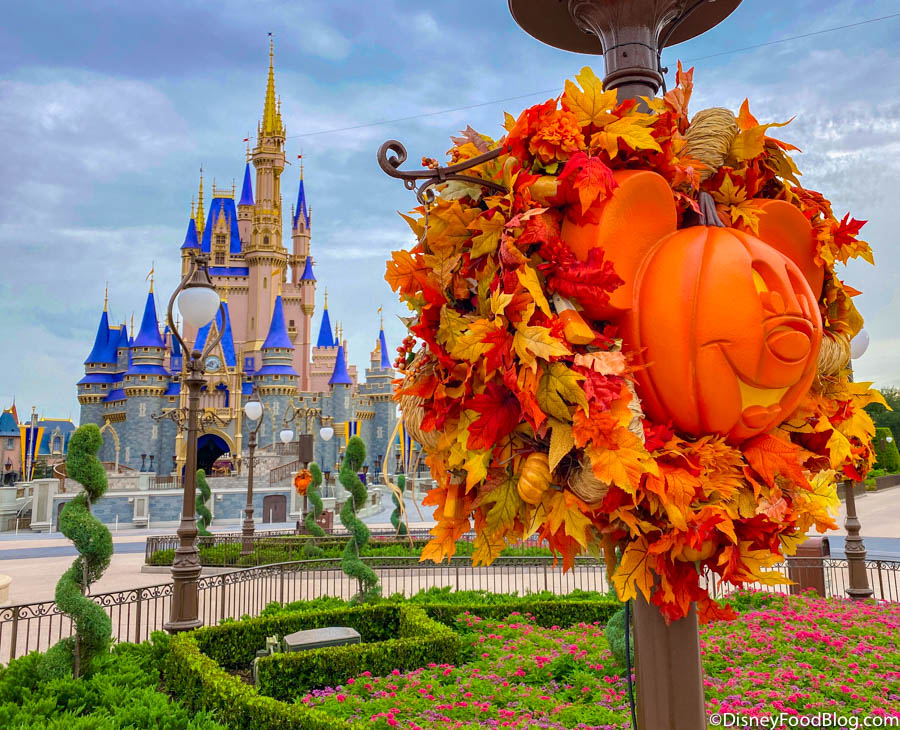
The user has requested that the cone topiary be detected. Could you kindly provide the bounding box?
[338,436,380,603]
[195,468,212,537]
[302,462,326,558]
[43,424,113,678]
[391,474,408,536]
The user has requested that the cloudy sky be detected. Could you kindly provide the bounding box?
[1,0,898,420]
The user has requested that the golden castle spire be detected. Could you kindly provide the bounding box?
[104,282,109,312]
[261,35,283,138]
[190,196,196,221]
[323,288,328,309]
[196,167,205,234]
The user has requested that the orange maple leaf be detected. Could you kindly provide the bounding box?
[612,537,655,602]
[742,434,810,490]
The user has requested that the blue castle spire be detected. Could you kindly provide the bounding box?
[181,215,199,250]
[133,289,165,348]
[316,297,334,348]
[300,256,315,281]
[293,174,310,229]
[261,295,293,350]
[85,309,115,364]
[379,327,391,369]
[238,162,254,206]
[329,344,352,386]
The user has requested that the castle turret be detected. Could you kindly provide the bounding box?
[245,38,288,352]
[254,295,296,441]
[237,161,254,248]
[123,286,168,472]
[77,302,116,431]
[180,209,200,277]
[358,320,397,474]
[291,167,311,284]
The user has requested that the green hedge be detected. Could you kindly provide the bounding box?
[255,605,458,701]
[873,427,900,473]
[165,632,352,730]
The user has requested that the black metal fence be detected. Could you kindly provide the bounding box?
[2,555,898,666]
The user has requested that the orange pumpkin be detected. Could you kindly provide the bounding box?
[517,452,551,505]
[676,541,717,562]
[561,170,824,443]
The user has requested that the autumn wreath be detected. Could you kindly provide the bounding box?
[293,468,312,496]
[385,65,882,622]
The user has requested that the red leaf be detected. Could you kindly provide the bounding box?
[466,383,522,450]
[557,151,617,216]
[539,241,623,311]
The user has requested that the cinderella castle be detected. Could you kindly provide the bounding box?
[75,42,398,481]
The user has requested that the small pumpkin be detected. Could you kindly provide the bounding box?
[293,469,312,495]
[517,452,552,505]
[676,542,717,562]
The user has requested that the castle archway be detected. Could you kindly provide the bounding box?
[196,432,231,474]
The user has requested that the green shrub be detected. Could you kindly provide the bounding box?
[165,633,349,730]
[604,606,633,672]
[255,605,458,701]
[303,463,326,557]
[338,437,379,603]
[0,640,224,728]
[45,424,113,678]
[196,469,213,536]
[872,427,900,473]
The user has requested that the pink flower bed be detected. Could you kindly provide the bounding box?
[299,593,900,729]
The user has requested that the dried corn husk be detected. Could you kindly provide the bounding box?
[683,107,739,182]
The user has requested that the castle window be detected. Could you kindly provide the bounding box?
[51,436,62,454]
[289,319,295,328]
[377,427,383,439]
[215,252,225,265]
[139,403,147,417]
[273,375,280,381]
[6,437,13,449]
[216,234,226,247]
[101,384,107,389]
[263,235,269,247]
[85,385,91,390]
[140,375,147,381]
[263,277,267,289]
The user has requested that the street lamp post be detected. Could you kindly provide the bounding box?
[282,400,320,524]
[154,251,224,634]
[843,480,874,600]
[377,2,744,727]
[241,392,265,556]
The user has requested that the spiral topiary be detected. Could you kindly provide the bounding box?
[338,436,380,603]
[195,468,212,537]
[302,462,326,558]
[391,474,408,536]
[43,424,113,678]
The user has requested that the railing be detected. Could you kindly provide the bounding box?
[269,459,301,485]
[2,555,898,666]
[144,527,438,564]
[148,475,181,490]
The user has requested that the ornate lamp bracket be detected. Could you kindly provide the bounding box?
[377,139,509,207]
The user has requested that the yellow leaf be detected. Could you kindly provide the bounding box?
[591,114,661,157]
[426,198,481,254]
[436,307,469,350]
[513,324,571,373]
[524,501,546,540]
[468,209,506,258]
[538,362,588,422]
[481,472,520,533]
[612,537,655,602]
[472,530,507,567]
[463,450,491,492]
[516,265,552,318]
[728,199,764,235]
[729,102,793,162]
[490,288,514,317]
[544,489,592,548]
[421,252,461,290]
[826,428,853,470]
[562,66,618,129]
[712,173,747,207]
[548,419,575,471]
[447,317,500,363]
[586,428,656,494]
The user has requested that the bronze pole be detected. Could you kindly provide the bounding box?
[164,354,204,633]
[843,480,873,600]
[241,428,258,556]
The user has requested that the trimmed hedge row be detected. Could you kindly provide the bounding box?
[256,605,458,700]
[166,632,353,730]
[164,598,620,730]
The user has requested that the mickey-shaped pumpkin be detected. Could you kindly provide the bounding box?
[562,170,824,443]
